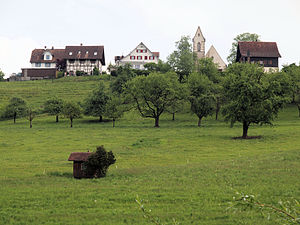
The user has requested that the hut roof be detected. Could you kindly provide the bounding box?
[68,152,92,162]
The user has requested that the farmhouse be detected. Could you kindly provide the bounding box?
[21,44,105,80]
[236,41,281,72]
[65,45,105,75]
[68,152,92,179]
[115,42,160,70]
[193,26,227,71]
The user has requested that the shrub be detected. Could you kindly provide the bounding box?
[82,146,116,178]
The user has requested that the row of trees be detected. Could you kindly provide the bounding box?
[1,34,300,139]
[1,57,299,138]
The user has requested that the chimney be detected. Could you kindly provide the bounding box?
[80,43,83,46]
[44,46,47,50]
[51,46,54,50]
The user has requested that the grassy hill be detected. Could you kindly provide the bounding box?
[0,77,299,224]
[0,76,110,109]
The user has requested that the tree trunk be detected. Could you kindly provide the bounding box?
[298,104,300,117]
[56,115,59,123]
[154,116,159,127]
[113,118,115,128]
[172,113,175,121]
[242,121,249,139]
[215,101,220,120]
[198,117,202,127]
[70,117,73,128]
[30,119,32,128]
[99,115,103,122]
[14,112,16,124]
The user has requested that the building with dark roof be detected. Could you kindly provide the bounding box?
[65,45,105,75]
[21,44,105,80]
[236,41,281,72]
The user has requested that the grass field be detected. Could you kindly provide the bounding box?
[0,78,300,224]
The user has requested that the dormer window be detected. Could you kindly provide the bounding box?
[69,52,73,56]
[45,55,50,60]
[86,51,89,54]
[78,51,81,54]
[94,52,98,55]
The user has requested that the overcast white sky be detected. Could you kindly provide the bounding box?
[0,0,300,77]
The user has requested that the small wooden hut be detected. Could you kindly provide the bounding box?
[68,152,92,178]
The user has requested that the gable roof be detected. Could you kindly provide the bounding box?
[205,45,226,70]
[65,46,105,65]
[30,49,65,63]
[237,42,281,58]
[68,152,92,162]
[119,42,159,62]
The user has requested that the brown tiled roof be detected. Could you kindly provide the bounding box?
[152,52,160,57]
[238,42,281,58]
[65,46,105,65]
[68,152,92,162]
[30,49,65,63]
[21,68,56,78]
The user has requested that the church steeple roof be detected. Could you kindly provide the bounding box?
[193,26,205,42]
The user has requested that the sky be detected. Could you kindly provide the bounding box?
[0,0,300,77]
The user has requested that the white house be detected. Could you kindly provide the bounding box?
[115,42,159,70]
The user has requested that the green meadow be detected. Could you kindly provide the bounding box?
[0,77,299,224]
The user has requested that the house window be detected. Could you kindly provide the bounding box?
[45,54,50,60]
[269,60,273,65]
[145,56,148,60]
[136,49,139,53]
[78,51,81,54]
[86,51,89,54]
[130,56,136,60]
[69,60,74,64]
[35,63,41,67]
[137,56,142,60]
[149,56,154,60]
[45,63,51,67]
[94,52,98,55]
[69,52,73,55]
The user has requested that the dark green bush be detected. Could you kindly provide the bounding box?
[82,146,116,178]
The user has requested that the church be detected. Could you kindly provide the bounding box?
[192,26,227,71]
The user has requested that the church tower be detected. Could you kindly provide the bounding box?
[193,26,206,58]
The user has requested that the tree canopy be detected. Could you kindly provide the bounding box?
[44,97,64,122]
[222,63,291,138]
[0,69,5,81]
[125,72,182,127]
[84,82,109,122]
[188,72,216,126]
[282,63,300,116]
[63,102,81,128]
[3,97,27,123]
[227,33,260,64]
[167,36,195,82]
[104,95,126,127]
